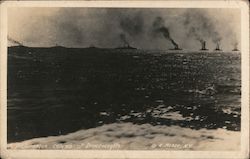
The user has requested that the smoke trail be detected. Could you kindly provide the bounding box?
[188,27,205,45]
[8,36,23,46]
[119,13,144,36]
[152,16,180,49]
[183,9,223,48]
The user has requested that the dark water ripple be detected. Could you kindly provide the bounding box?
[7,47,241,143]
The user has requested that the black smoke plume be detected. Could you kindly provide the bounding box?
[50,9,146,48]
[183,9,222,48]
[188,27,206,49]
[152,17,180,49]
[119,13,144,36]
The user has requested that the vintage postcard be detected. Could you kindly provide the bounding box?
[0,0,249,159]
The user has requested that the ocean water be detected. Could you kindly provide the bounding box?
[7,47,241,143]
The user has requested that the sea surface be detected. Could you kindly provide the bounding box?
[7,47,241,143]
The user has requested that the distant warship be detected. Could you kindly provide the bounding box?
[214,43,222,51]
[200,41,208,51]
[115,44,137,50]
[232,43,239,51]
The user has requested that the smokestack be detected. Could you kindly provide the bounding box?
[200,41,208,50]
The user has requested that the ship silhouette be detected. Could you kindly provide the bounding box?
[115,44,137,50]
[200,41,208,51]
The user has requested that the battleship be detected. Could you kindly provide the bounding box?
[214,42,222,51]
[115,44,137,50]
[232,42,239,51]
[116,33,137,50]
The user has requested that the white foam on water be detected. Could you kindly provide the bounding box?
[7,122,240,150]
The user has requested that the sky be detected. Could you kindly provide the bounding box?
[8,8,240,51]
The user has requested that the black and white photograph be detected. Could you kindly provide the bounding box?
[0,0,249,159]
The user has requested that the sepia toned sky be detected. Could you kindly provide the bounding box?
[8,7,240,51]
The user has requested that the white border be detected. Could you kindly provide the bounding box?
[0,1,249,159]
